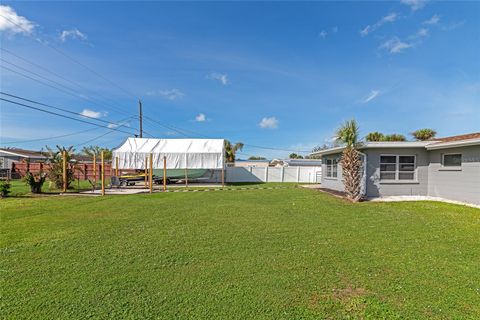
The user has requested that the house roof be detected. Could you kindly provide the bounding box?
[310,132,480,156]
[0,148,47,159]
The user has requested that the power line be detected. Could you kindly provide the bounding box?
[73,130,117,148]
[0,14,138,100]
[0,116,135,145]
[0,92,136,133]
[0,64,133,117]
[1,127,103,145]
[1,97,135,135]
[1,47,135,114]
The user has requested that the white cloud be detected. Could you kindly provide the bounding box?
[107,121,130,129]
[60,28,87,42]
[0,5,35,35]
[423,14,440,25]
[361,90,381,103]
[401,0,427,11]
[318,30,327,38]
[80,109,106,119]
[195,113,206,122]
[411,28,429,39]
[207,72,229,85]
[259,117,278,129]
[360,12,398,37]
[380,37,413,54]
[158,89,184,100]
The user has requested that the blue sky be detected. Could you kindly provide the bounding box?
[1,1,479,159]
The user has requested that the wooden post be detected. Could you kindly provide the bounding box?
[101,151,105,196]
[185,155,188,188]
[221,165,225,188]
[93,154,97,190]
[115,156,119,176]
[62,150,67,193]
[163,156,167,192]
[144,155,148,187]
[185,168,188,188]
[149,153,153,193]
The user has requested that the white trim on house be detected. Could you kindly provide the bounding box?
[0,149,45,158]
[425,138,480,150]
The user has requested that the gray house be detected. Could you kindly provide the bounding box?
[311,133,480,206]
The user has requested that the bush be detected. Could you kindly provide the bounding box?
[25,172,46,194]
[0,181,11,198]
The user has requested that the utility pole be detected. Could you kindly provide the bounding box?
[139,99,143,138]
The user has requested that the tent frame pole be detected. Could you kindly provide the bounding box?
[149,153,153,193]
[144,155,148,187]
[163,156,167,192]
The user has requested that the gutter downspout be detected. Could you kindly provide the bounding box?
[358,151,367,199]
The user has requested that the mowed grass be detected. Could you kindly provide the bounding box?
[1,187,479,319]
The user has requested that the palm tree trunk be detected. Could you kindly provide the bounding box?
[340,146,362,202]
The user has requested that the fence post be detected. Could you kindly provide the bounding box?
[62,150,67,193]
[265,166,268,182]
[281,166,284,183]
[101,151,105,196]
[297,167,300,182]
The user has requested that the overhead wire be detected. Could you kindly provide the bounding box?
[0,14,138,100]
[1,97,135,135]
[1,47,135,113]
[0,92,136,133]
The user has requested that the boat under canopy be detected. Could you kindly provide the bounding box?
[112,137,225,170]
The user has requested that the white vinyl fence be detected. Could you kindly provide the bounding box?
[226,166,321,183]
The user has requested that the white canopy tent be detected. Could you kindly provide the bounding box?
[112,138,225,169]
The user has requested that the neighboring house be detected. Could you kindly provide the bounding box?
[271,159,322,167]
[310,133,480,205]
[234,159,270,168]
[0,148,47,169]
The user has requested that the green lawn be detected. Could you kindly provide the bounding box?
[1,186,479,319]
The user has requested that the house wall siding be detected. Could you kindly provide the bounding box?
[364,148,429,197]
[427,146,480,205]
[321,154,344,191]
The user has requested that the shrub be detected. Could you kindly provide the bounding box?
[25,172,46,194]
[0,181,11,198]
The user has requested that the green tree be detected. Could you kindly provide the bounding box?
[289,153,304,159]
[384,134,407,141]
[224,140,244,163]
[45,145,76,189]
[365,132,385,142]
[335,119,363,202]
[248,156,267,160]
[411,128,437,141]
[81,145,112,160]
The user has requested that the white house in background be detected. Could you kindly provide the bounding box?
[0,148,47,169]
[310,133,480,206]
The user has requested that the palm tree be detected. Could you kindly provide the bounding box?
[45,145,76,189]
[224,140,244,163]
[81,145,112,160]
[384,134,407,141]
[335,120,363,202]
[365,131,385,142]
[411,128,437,141]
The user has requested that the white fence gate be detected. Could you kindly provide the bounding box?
[226,166,321,183]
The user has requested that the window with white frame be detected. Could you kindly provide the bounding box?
[380,155,416,181]
[325,158,338,178]
[442,153,462,167]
